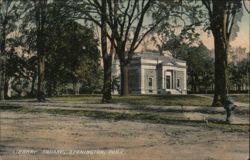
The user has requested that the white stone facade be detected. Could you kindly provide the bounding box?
[112,51,187,95]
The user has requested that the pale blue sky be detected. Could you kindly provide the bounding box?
[201,1,250,50]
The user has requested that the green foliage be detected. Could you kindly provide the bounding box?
[186,43,214,93]
[1,104,248,132]
[152,0,204,53]
[228,59,249,92]
[230,95,249,103]
[51,94,212,106]
[160,34,214,93]
[150,0,212,93]
[4,0,103,97]
[2,0,247,100]
[44,19,102,95]
[0,0,32,98]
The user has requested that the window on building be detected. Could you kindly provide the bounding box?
[148,78,153,87]
[177,79,180,88]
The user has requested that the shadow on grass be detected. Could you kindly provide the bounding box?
[125,106,226,115]
[0,144,15,155]
[51,95,212,106]
[0,105,22,110]
[112,95,212,106]
[230,95,249,103]
[66,104,248,116]
[1,106,248,133]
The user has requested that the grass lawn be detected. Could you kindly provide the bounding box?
[229,94,249,103]
[1,105,248,132]
[50,95,212,106]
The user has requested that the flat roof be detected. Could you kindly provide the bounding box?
[133,51,186,66]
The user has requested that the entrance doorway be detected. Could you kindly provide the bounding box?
[166,75,171,89]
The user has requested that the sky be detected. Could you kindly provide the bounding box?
[79,1,250,53]
[200,1,250,51]
[137,1,250,53]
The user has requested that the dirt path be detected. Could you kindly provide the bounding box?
[0,101,249,160]
[1,111,249,160]
[192,94,249,108]
[0,100,249,125]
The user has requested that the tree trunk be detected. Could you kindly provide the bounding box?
[47,71,57,96]
[192,74,197,93]
[211,2,229,107]
[0,20,6,101]
[30,69,37,96]
[211,33,228,106]
[195,75,199,93]
[102,55,112,102]
[37,55,46,101]
[52,79,57,96]
[0,59,5,100]
[47,79,52,97]
[120,61,129,96]
[191,74,195,93]
[72,79,79,95]
[237,84,241,93]
[35,0,47,101]
[4,78,8,99]
[101,0,112,103]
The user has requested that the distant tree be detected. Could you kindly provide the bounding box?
[66,0,113,102]
[4,47,33,98]
[45,20,101,96]
[32,0,49,101]
[153,0,204,54]
[20,0,72,100]
[228,59,249,92]
[18,0,72,97]
[151,1,214,94]
[186,43,214,93]
[17,0,51,101]
[18,0,102,97]
[164,38,214,93]
[0,0,27,100]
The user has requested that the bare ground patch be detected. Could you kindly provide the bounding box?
[0,101,249,160]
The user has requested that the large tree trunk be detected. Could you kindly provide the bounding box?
[211,6,228,107]
[101,0,112,103]
[202,0,241,123]
[0,20,6,101]
[102,55,112,102]
[35,0,47,102]
[212,35,227,106]
[120,61,129,96]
